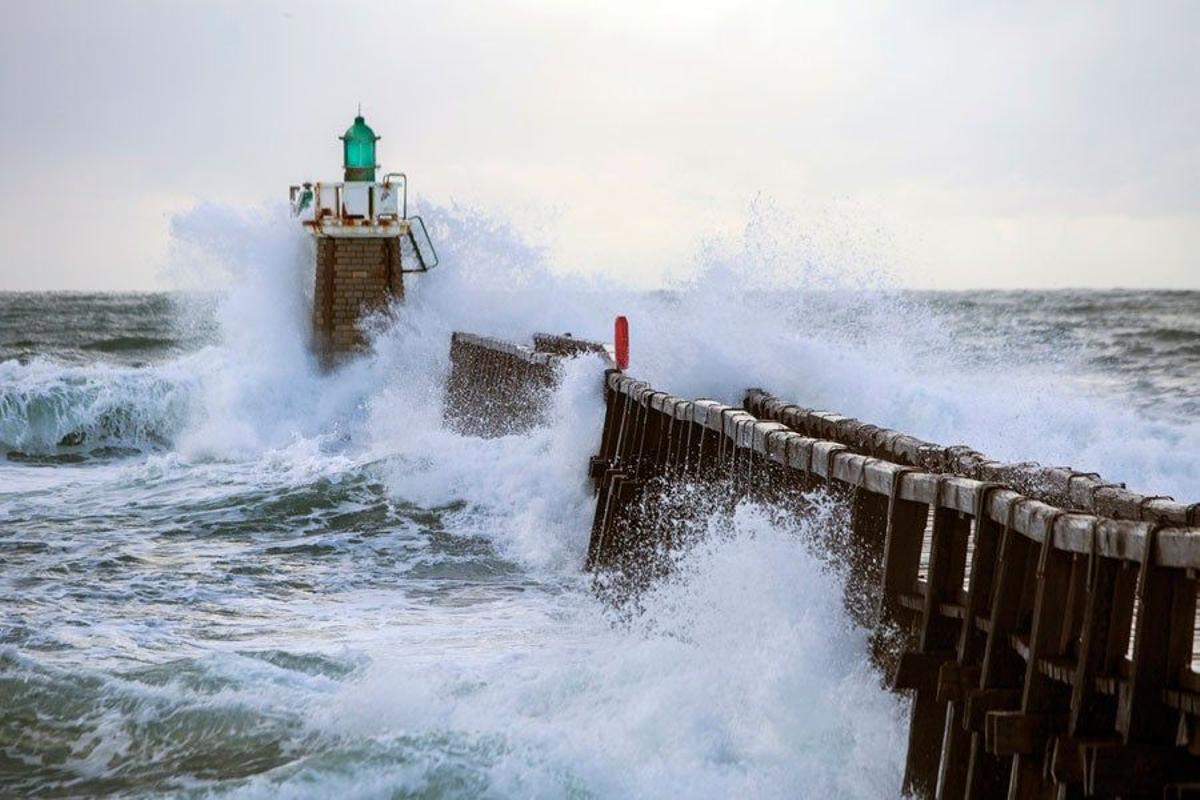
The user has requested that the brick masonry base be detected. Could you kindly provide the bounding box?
[312,236,405,364]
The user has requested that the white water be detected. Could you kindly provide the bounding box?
[3,200,1199,797]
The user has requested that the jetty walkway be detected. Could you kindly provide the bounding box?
[446,330,1200,800]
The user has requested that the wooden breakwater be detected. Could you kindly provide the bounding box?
[446,334,1200,799]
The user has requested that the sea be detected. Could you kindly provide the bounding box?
[2,205,1198,798]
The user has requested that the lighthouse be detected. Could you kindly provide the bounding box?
[291,112,437,364]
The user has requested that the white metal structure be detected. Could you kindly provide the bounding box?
[289,175,409,238]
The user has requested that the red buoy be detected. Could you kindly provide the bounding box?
[614,315,629,370]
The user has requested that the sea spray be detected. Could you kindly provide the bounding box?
[4,199,1199,494]
[376,200,1200,497]
[305,497,907,800]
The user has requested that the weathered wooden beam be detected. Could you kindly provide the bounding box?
[848,486,890,627]
[881,472,927,629]
[893,650,954,692]
[963,523,1034,798]
[1119,540,1196,746]
[1007,517,1076,797]
[938,662,982,704]
[1068,553,1130,740]
[920,502,971,654]
[899,484,972,798]
[985,711,1064,756]
[964,688,1021,733]
[744,386,1199,526]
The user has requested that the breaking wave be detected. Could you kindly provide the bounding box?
[0,359,196,454]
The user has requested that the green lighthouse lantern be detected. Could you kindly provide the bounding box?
[341,112,379,182]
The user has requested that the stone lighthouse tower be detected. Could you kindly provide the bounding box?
[291,112,437,365]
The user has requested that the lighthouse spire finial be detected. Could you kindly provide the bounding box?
[357,101,362,117]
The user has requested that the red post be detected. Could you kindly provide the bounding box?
[614,315,629,370]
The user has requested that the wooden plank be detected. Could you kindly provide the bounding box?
[1069,554,1126,738]
[589,470,628,569]
[937,700,971,800]
[980,528,1034,689]
[848,487,890,627]
[1020,529,1075,712]
[938,662,982,704]
[894,650,953,692]
[905,677,950,798]
[1120,542,1196,744]
[1048,735,1084,786]
[965,688,1022,733]
[921,505,971,653]
[880,474,928,627]
[926,503,974,796]
[959,499,1004,665]
[901,486,972,798]
[668,410,688,473]
[680,416,702,477]
[1009,520,1075,797]
[985,711,1064,756]
[602,476,642,568]
[595,383,621,468]
[965,525,1034,798]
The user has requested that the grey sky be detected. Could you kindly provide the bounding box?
[1,1,1196,290]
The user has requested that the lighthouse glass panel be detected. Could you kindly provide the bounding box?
[342,116,377,182]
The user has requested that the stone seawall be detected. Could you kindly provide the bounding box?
[444,331,611,437]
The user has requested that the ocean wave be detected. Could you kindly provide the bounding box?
[0,359,196,454]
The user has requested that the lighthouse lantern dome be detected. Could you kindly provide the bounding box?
[341,114,379,182]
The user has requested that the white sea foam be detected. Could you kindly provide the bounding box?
[297,502,908,800]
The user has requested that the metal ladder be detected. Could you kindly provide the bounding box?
[402,215,439,273]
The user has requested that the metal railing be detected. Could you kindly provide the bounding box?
[382,173,408,219]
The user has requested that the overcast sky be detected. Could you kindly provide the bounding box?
[1,1,1196,290]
